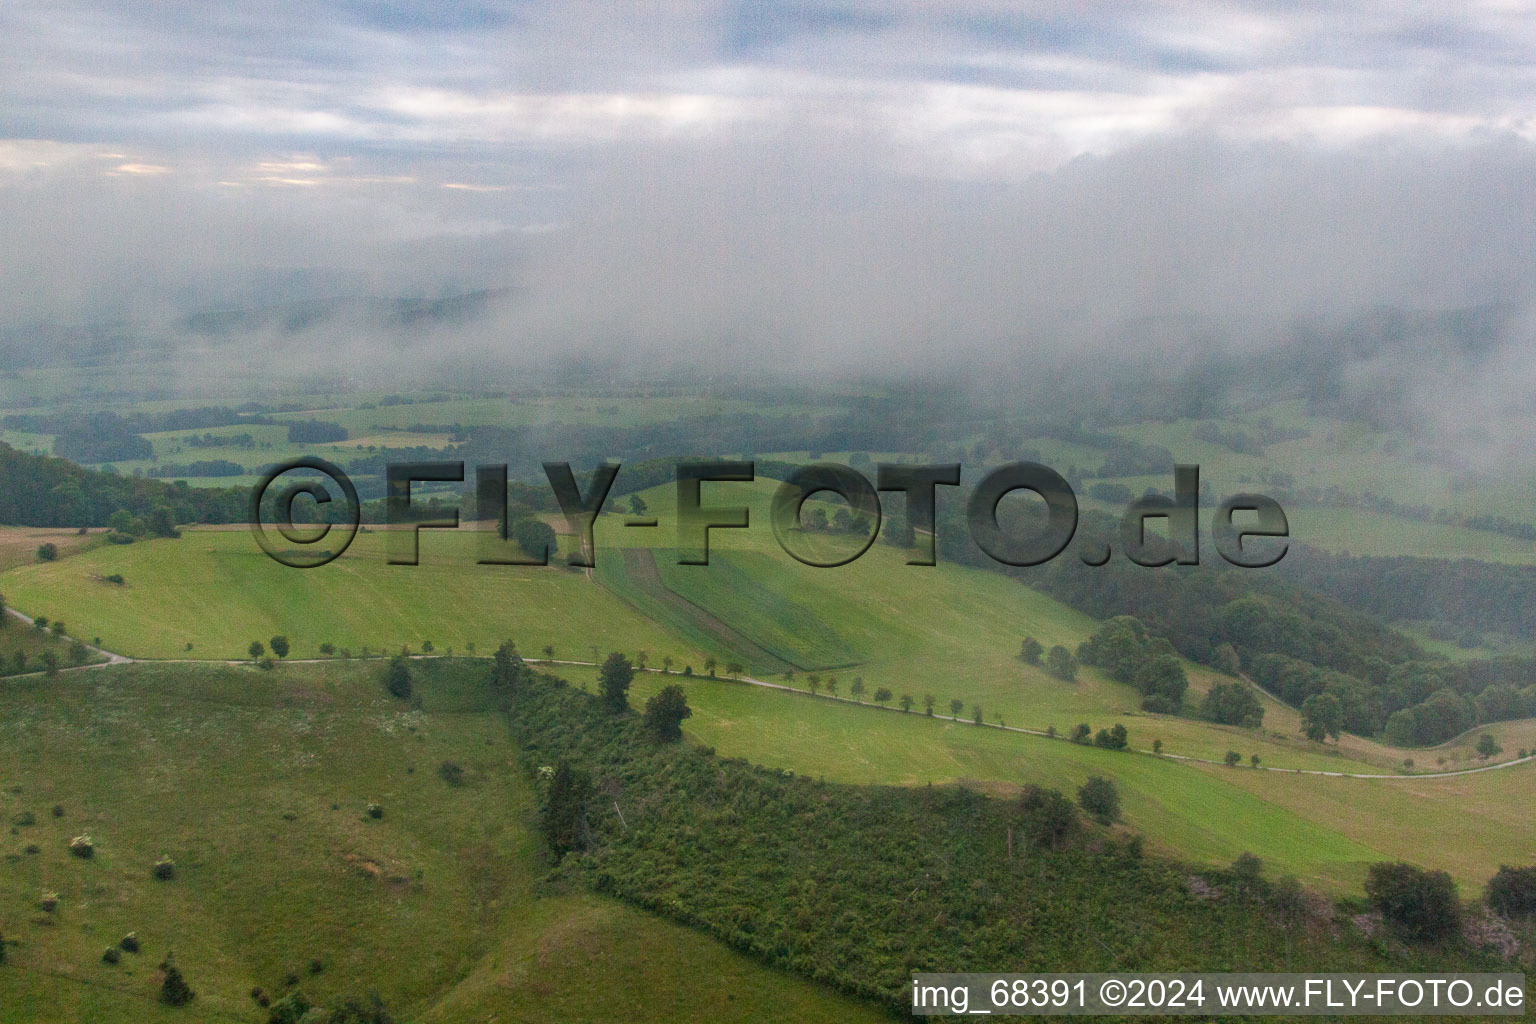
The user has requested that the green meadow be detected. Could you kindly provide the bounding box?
[6,516,1330,774]
[614,669,1534,893]
[0,529,707,668]
[0,504,1506,782]
[0,660,886,1024]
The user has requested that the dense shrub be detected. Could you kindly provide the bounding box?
[1486,865,1536,919]
[265,990,311,1023]
[1015,785,1081,850]
[384,656,412,701]
[1199,681,1265,728]
[324,995,397,1023]
[1076,777,1120,824]
[159,957,195,1006]
[1019,636,1043,664]
[540,761,593,858]
[510,517,557,561]
[1046,645,1078,682]
[1365,862,1461,942]
[1230,852,1264,892]
[1093,724,1129,750]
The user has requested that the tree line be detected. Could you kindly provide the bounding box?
[926,508,1536,747]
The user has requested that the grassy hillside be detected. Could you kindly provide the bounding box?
[0,613,105,677]
[0,660,888,1023]
[597,548,865,673]
[6,493,1536,903]
[1284,507,1536,564]
[5,508,1522,779]
[615,670,1536,893]
[7,515,1325,773]
[0,529,707,668]
[509,666,1522,1015]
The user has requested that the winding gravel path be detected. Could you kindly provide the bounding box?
[5,613,1529,782]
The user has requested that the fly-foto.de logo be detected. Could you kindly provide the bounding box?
[251,459,1288,571]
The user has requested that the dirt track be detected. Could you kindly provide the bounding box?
[606,548,795,674]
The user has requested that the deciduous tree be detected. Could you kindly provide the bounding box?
[1300,692,1342,743]
[643,684,692,742]
[1046,645,1078,682]
[1077,776,1119,824]
[1019,636,1043,665]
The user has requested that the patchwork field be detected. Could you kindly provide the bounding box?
[0,528,100,574]
[0,660,887,1024]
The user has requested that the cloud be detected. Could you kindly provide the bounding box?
[2,0,1536,455]
[6,1,1536,158]
[108,162,171,175]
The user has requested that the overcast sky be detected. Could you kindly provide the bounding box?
[3,1,1536,399]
